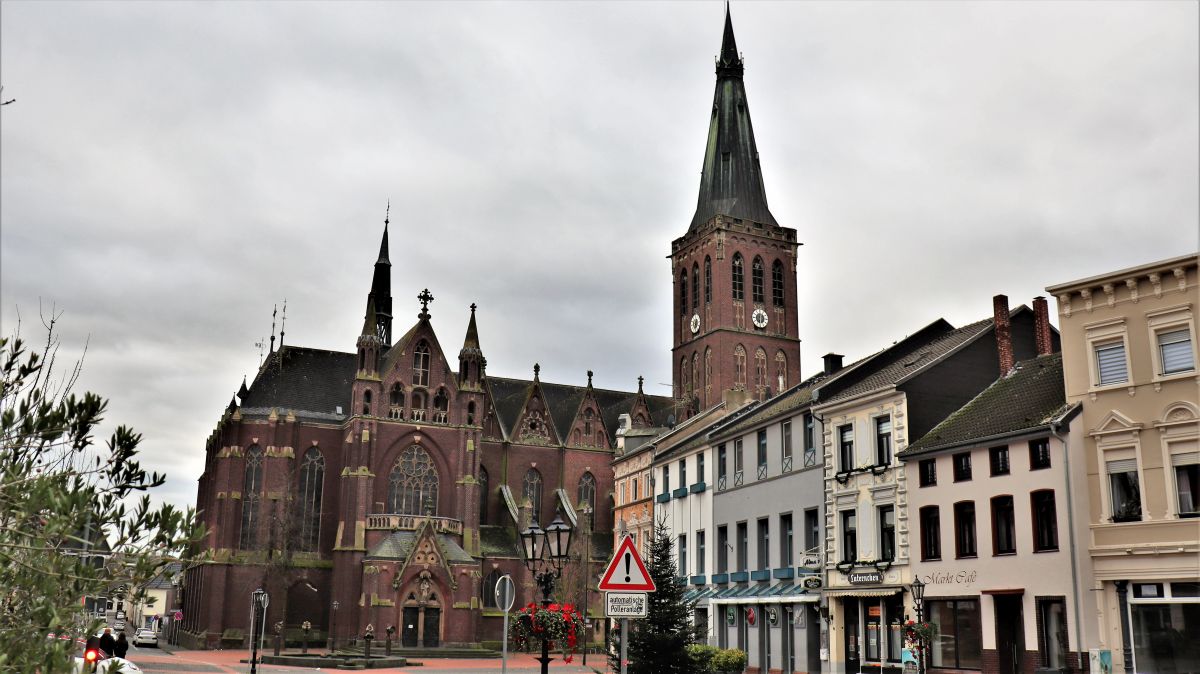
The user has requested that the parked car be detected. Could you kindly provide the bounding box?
[132,629,158,647]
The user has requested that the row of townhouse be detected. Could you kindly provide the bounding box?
[611,253,1198,674]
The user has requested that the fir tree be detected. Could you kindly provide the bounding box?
[621,518,698,674]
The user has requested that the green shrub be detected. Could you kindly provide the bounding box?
[687,643,721,672]
[711,647,747,672]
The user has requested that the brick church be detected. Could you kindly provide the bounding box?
[180,6,801,651]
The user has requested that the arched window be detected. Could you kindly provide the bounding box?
[752,256,765,304]
[387,446,440,515]
[411,390,427,422]
[584,408,594,437]
[755,348,768,391]
[772,259,785,307]
[482,569,502,608]
[362,389,372,416]
[433,388,449,423]
[732,254,744,300]
[523,469,544,521]
[679,270,688,315]
[478,466,489,525]
[467,400,477,425]
[775,351,788,392]
[297,447,324,552]
[691,263,700,311]
[390,383,404,406]
[704,256,712,304]
[734,345,747,388]
[578,472,597,528]
[239,445,263,550]
[413,341,430,387]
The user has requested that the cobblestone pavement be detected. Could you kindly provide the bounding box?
[126,647,602,674]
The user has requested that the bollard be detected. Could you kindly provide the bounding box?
[385,625,395,657]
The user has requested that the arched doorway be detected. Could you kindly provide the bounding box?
[398,571,442,647]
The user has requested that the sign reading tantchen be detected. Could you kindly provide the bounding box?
[847,570,884,585]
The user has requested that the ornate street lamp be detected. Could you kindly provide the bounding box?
[910,577,927,674]
[330,600,340,652]
[519,514,575,674]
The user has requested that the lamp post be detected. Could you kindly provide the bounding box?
[910,576,927,674]
[301,620,312,655]
[249,589,269,674]
[519,514,574,674]
[385,625,395,657]
[363,623,375,660]
[330,600,340,652]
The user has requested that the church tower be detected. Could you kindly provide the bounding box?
[671,6,801,411]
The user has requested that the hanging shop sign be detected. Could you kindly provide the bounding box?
[767,607,779,626]
[726,607,735,625]
[746,607,757,626]
[802,576,823,590]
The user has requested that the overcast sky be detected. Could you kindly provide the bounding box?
[2,1,1196,510]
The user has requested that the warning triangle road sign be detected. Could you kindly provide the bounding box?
[598,535,656,592]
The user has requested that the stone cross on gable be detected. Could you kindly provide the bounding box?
[417,288,434,319]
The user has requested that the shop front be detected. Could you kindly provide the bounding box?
[825,585,907,674]
[1124,580,1200,673]
[710,581,822,674]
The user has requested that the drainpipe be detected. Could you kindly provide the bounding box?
[1050,419,1085,672]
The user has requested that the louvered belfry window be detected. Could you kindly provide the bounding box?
[732,254,744,300]
[751,257,765,304]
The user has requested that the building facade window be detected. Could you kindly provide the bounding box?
[1095,340,1129,385]
[757,429,768,479]
[874,417,892,466]
[781,421,793,471]
[717,525,729,573]
[954,501,977,558]
[679,459,687,490]
[1157,328,1195,374]
[920,506,940,561]
[697,530,706,574]
[879,505,895,561]
[755,348,767,392]
[841,510,857,562]
[239,444,263,550]
[697,453,705,485]
[678,535,688,576]
[991,495,1016,555]
[1177,460,1199,517]
[839,425,854,471]
[362,389,372,416]
[919,458,937,487]
[772,259,784,307]
[989,445,1010,476]
[578,471,596,527]
[751,256,765,304]
[691,263,700,312]
[803,413,816,467]
[953,452,972,482]
[734,438,744,486]
[522,468,543,519]
[732,253,744,301]
[1031,489,1058,551]
[1029,438,1052,470]
[413,341,430,387]
[736,522,748,571]
[662,465,670,495]
[717,443,727,490]
[1107,458,1142,522]
[756,518,770,570]
[734,345,747,389]
[927,599,982,669]
[804,508,820,554]
[297,447,324,552]
[1037,598,1069,670]
[680,270,688,315]
[389,446,441,516]
[481,570,502,608]
[780,513,793,566]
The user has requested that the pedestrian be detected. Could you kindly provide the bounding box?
[98,627,116,657]
[114,632,129,659]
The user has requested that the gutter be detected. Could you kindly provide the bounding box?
[1050,402,1085,665]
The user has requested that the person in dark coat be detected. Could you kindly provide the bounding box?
[113,632,129,659]
[98,627,116,657]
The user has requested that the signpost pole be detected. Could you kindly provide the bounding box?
[496,574,515,674]
[620,618,627,674]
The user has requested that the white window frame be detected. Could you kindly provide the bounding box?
[874,415,893,467]
[1155,401,1200,518]
[1096,445,1148,523]
[1084,318,1132,390]
[1146,304,1196,382]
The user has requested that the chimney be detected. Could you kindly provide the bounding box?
[993,294,1014,375]
[1033,296,1054,356]
[823,353,844,376]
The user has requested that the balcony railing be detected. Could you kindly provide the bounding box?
[757,463,768,480]
[733,470,744,487]
[365,514,463,535]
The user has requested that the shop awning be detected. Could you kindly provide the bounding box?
[822,587,903,598]
[710,581,819,605]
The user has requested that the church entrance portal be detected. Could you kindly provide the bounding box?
[398,570,442,648]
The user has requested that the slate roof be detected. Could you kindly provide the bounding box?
[239,346,356,418]
[900,353,1070,457]
[708,370,838,441]
[143,561,183,590]
[815,317,995,406]
[365,531,474,563]
[486,376,674,445]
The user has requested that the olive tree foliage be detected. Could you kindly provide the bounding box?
[0,315,204,671]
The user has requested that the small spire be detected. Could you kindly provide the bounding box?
[238,376,249,400]
[717,2,743,78]
[378,202,391,264]
[361,296,379,338]
[587,370,594,388]
[279,299,287,349]
[227,397,238,412]
[462,303,481,350]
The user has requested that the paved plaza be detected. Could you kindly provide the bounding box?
[124,647,601,674]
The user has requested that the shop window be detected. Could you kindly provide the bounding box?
[1130,598,1200,673]
[919,458,937,487]
[919,506,940,561]
[989,445,1010,476]
[1031,490,1058,552]
[991,495,1016,555]
[954,501,977,558]
[1107,458,1142,522]
[953,452,972,482]
[927,599,982,669]
[1029,438,1052,470]
[864,595,906,664]
[1037,598,1069,670]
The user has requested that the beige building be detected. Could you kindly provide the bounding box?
[1047,253,1200,674]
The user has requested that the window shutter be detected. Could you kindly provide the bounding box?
[1106,458,1138,474]
[1171,452,1200,467]
[1159,330,1195,373]
[1096,343,1128,384]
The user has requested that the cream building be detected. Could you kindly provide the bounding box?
[1047,253,1200,674]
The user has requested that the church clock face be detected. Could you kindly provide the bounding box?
[752,308,768,329]
[690,313,701,334]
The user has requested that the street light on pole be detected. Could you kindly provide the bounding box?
[519,513,574,674]
[910,576,927,674]
[249,589,269,674]
[330,600,340,652]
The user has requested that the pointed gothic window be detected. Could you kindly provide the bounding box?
[732,254,744,300]
[734,345,747,388]
[524,469,544,522]
[775,351,788,392]
[478,466,489,525]
[691,264,700,311]
[482,569,502,608]
[413,341,430,387]
[704,348,712,399]
[680,357,689,398]
[467,400,477,425]
[578,472,597,528]
[692,353,699,402]
[390,383,405,406]
[362,390,372,416]
[387,446,440,515]
[752,256,765,304]
[433,388,449,424]
[772,259,785,307]
[704,256,712,304]
[297,447,324,552]
[680,271,688,315]
[755,348,768,392]
[584,408,594,437]
[239,445,263,550]
[411,390,427,422]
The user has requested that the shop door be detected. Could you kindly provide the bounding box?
[781,607,794,674]
[758,613,770,673]
[994,595,1024,674]
[422,607,441,647]
[843,598,861,674]
[402,607,419,647]
[807,609,822,674]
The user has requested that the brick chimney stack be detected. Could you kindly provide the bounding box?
[993,294,1014,375]
[1033,296,1054,356]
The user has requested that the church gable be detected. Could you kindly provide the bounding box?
[566,387,609,448]
[381,319,458,423]
[513,377,560,446]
